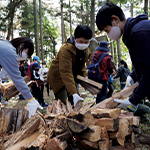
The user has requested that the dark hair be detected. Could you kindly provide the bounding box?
[10,37,34,57]
[74,25,92,39]
[96,2,126,31]
[120,60,128,69]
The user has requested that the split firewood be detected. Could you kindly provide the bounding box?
[108,118,130,146]
[91,108,121,119]
[79,139,98,149]
[101,127,109,141]
[74,100,83,112]
[3,114,41,149]
[91,83,138,109]
[76,75,103,89]
[94,118,119,132]
[0,108,28,134]
[80,125,101,142]
[1,76,30,99]
[66,100,74,113]
[45,137,67,150]
[98,140,112,150]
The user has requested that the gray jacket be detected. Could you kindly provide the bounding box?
[0,68,9,82]
[0,40,32,99]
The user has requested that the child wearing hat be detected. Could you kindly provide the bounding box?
[92,41,113,103]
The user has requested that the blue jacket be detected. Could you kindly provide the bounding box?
[122,13,150,105]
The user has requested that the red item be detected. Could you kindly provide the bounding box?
[27,62,33,80]
[92,51,113,81]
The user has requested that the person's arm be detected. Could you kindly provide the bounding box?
[128,31,150,105]
[59,47,77,96]
[0,55,33,100]
[33,70,40,80]
[113,67,121,79]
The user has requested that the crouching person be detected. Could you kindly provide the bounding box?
[47,25,92,107]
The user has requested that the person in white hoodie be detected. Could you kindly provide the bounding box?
[38,62,50,97]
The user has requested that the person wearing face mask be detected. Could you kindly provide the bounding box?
[0,37,43,118]
[38,62,50,97]
[30,62,48,108]
[96,2,150,108]
[27,56,40,80]
[114,60,130,90]
[47,25,92,107]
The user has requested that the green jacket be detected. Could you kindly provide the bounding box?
[47,37,89,95]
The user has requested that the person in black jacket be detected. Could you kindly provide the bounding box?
[114,60,130,89]
[96,2,150,107]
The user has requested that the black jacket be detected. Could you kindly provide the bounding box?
[114,66,130,83]
[122,13,150,105]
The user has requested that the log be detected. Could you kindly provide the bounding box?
[67,118,87,133]
[66,100,74,113]
[81,125,101,142]
[76,75,103,89]
[3,114,41,149]
[56,130,73,141]
[94,118,119,132]
[74,100,83,112]
[79,81,100,95]
[79,139,98,149]
[0,108,28,133]
[79,100,95,114]
[91,83,138,109]
[101,127,109,141]
[45,137,67,150]
[1,76,30,99]
[109,118,130,146]
[91,108,121,119]
[98,140,112,150]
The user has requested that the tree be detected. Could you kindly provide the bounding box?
[33,0,40,56]
[39,0,44,62]
[144,0,148,14]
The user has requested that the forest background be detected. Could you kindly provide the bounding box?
[0,0,149,69]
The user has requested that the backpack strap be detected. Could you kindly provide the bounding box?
[97,53,108,64]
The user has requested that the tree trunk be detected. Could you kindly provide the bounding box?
[61,0,65,44]
[39,0,44,62]
[144,0,148,15]
[81,2,85,25]
[116,39,121,67]
[86,0,89,26]
[33,0,40,57]
[69,0,72,36]
[110,40,113,57]
[90,0,95,57]
[130,0,134,17]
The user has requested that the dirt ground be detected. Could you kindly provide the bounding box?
[1,85,150,150]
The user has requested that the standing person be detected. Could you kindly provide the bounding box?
[0,37,43,118]
[27,56,40,80]
[19,61,29,100]
[30,63,48,108]
[0,67,9,105]
[47,25,92,107]
[114,60,130,89]
[96,2,150,107]
[91,41,113,103]
[39,62,50,97]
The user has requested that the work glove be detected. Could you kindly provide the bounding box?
[40,76,44,81]
[72,93,84,107]
[124,76,134,89]
[27,98,43,118]
[114,98,132,107]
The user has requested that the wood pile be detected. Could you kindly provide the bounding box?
[0,99,141,150]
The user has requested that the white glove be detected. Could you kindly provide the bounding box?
[27,98,43,118]
[114,98,132,107]
[40,76,44,81]
[72,93,84,107]
[124,76,134,89]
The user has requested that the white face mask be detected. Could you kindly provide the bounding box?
[107,23,122,41]
[42,65,46,68]
[75,42,89,50]
[17,51,28,61]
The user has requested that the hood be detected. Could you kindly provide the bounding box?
[123,13,148,46]
[66,36,75,45]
